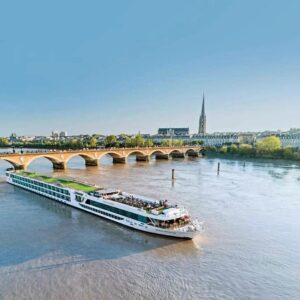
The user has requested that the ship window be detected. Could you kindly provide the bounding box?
[87,200,148,223]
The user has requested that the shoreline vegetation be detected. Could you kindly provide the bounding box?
[1,135,300,162]
[0,135,200,150]
[206,136,300,162]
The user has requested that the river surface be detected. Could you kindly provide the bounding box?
[0,151,299,300]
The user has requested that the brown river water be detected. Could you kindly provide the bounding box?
[0,151,299,300]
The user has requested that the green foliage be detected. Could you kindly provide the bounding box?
[0,137,9,146]
[173,139,183,146]
[294,149,300,160]
[220,145,228,154]
[204,136,300,161]
[89,137,97,148]
[256,136,281,154]
[283,146,294,159]
[239,144,254,156]
[132,134,145,147]
[124,136,133,147]
[161,139,172,147]
[206,146,217,152]
[104,135,118,148]
[160,139,183,147]
[190,140,203,145]
[227,144,238,154]
[144,139,154,147]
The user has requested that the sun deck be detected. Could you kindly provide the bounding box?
[16,171,99,193]
[98,191,174,214]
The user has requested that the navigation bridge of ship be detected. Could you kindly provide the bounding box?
[0,146,204,170]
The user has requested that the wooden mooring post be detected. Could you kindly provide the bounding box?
[217,162,220,175]
[172,169,175,180]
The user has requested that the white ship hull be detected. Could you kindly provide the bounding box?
[6,172,202,239]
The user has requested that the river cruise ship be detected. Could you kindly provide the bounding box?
[5,170,202,239]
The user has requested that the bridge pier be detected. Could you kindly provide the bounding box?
[187,151,201,157]
[113,157,127,164]
[155,154,170,160]
[53,162,66,170]
[85,159,99,167]
[136,155,150,162]
[15,165,25,170]
[171,152,185,158]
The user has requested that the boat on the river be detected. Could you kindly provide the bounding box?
[5,170,203,239]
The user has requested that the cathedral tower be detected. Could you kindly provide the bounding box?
[198,94,206,134]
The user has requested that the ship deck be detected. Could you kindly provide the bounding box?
[16,171,98,193]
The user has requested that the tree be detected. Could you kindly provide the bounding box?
[161,139,172,147]
[256,136,281,154]
[206,146,217,153]
[0,137,9,147]
[104,135,117,148]
[75,139,84,149]
[220,145,228,154]
[123,136,132,147]
[89,137,97,148]
[144,139,154,147]
[173,139,183,146]
[132,134,144,147]
[283,146,294,159]
[295,149,300,161]
[228,144,238,154]
[239,144,253,156]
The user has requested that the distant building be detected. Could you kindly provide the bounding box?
[158,128,189,136]
[19,136,35,142]
[33,136,48,142]
[153,128,190,143]
[256,129,300,149]
[237,133,256,145]
[9,133,18,143]
[278,132,300,148]
[198,94,206,134]
[59,131,68,138]
[192,133,239,147]
[51,131,59,140]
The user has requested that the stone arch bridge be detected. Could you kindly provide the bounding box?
[0,146,204,170]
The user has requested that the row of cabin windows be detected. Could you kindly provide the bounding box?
[80,204,123,220]
[12,177,71,201]
[11,175,70,196]
[86,199,150,223]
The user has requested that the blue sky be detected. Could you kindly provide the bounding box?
[0,0,299,135]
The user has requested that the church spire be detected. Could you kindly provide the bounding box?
[201,93,205,116]
[198,93,207,134]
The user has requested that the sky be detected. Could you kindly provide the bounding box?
[0,0,300,136]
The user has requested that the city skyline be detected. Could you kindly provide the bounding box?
[1,1,300,136]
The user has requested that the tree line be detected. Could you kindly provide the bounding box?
[0,134,202,150]
[206,136,300,161]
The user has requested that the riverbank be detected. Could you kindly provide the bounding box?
[205,139,300,162]
[206,150,300,162]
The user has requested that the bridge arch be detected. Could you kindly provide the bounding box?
[65,153,96,164]
[126,150,147,157]
[168,149,183,154]
[98,151,123,160]
[148,149,167,156]
[184,148,202,157]
[0,158,23,170]
[25,155,63,170]
[184,148,197,154]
